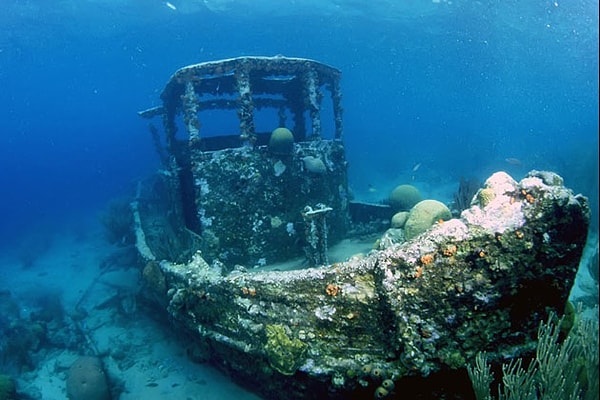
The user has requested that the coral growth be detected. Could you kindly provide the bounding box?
[404,200,452,240]
[326,283,340,296]
[453,177,480,214]
[442,244,458,257]
[302,156,327,174]
[390,211,409,229]
[144,170,589,399]
[419,253,435,265]
[388,184,422,211]
[264,324,307,376]
[142,261,167,297]
[268,127,294,155]
[468,309,599,400]
[477,188,495,207]
[66,356,111,400]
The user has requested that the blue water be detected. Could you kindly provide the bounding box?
[0,0,598,397]
[1,0,598,248]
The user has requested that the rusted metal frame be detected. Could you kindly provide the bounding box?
[162,106,178,153]
[304,69,322,140]
[288,96,306,142]
[330,77,343,140]
[163,56,340,98]
[196,97,286,112]
[181,81,202,148]
[277,77,305,141]
[157,56,343,147]
[302,204,333,267]
[197,98,238,111]
[137,106,164,119]
[235,63,256,146]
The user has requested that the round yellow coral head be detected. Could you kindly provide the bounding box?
[268,127,294,155]
[478,188,496,207]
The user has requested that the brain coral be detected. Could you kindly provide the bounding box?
[66,356,111,400]
[268,127,294,155]
[404,199,452,240]
[390,211,410,228]
[388,184,422,211]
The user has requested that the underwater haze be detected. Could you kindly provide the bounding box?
[1,0,598,245]
[1,1,599,399]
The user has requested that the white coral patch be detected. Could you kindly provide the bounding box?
[273,160,286,177]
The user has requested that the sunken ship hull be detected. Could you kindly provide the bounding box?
[136,56,590,399]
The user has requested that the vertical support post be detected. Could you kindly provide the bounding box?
[290,100,306,142]
[182,81,201,148]
[162,108,177,153]
[330,76,344,140]
[305,69,322,140]
[236,66,256,146]
[302,204,333,267]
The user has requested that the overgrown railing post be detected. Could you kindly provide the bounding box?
[304,69,322,139]
[182,81,201,148]
[331,78,343,140]
[235,64,256,146]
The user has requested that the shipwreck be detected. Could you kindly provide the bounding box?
[135,56,590,399]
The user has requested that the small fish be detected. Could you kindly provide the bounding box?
[368,184,377,193]
[412,162,422,172]
[504,157,523,166]
[165,1,177,10]
[146,382,159,387]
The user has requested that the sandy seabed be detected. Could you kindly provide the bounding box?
[0,227,262,400]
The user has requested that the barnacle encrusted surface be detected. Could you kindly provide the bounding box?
[144,170,589,399]
[264,324,308,376]
[190,140,349,266]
